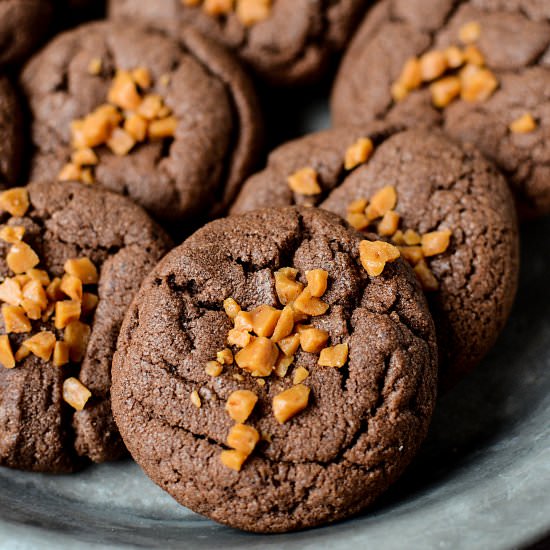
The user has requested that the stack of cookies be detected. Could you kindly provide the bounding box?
[1,0,545,535]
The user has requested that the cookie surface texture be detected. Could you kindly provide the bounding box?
[0,78,23,189]
[0,0,53,66]
[108,0,368,85]
[231,127,519,386]
[112,206,438,532]
[0,181,170,472]
[21,20,262,224]
[331,0,550,217]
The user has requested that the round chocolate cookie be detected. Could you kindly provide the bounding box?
[0,0,53,67]
[331,0,550,217]
[108,0,368,86]
[20,20,262,224]
[0,180,170,472]
[112,206,438,533]
[0,77,23,188]
[231,127,519,387]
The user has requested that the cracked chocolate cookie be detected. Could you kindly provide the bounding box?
[108,0,369,86]
[0,77,23,189]
[331,0,550,217]
[231,127,519,387]
[112,206,438,533]
[20,20,262,225]
[0,180,170,472]
[0,0,53,67]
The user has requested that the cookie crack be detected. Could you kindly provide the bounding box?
[136,392,399,474]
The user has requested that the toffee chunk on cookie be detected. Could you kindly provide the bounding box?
[112,206,438,532]
[231,127,520,387]
[331,0,550,217]
[21,21,262,224]
[108,0,368,86]
[0,181,170,472]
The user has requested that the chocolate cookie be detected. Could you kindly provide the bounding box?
[0,77,23,188]
[112,206,438,532]
[231,127,519,387]
[0,180,170,472]
[108,0,368,86]
[0,0,53,67]
[331,0,550,217]
[20,21,262,225]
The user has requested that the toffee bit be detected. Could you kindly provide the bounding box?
[190,390,202,408]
